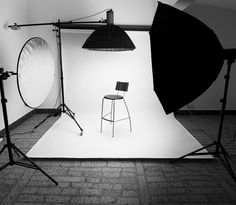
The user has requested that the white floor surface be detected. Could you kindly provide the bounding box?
[27,32,211,159]
[27,96,211,159]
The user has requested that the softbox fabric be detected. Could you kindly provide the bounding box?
[149,2,224,114]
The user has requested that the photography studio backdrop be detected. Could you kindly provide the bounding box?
[27,29,209,158]
[26,2,235,158]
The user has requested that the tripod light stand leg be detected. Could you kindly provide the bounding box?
[172,141,216,162]
[34,113,55,129]
[12,144,58,185]
[0,144,7,155]
[217,143,236,181]
[0,145,12,171]
[218,142,231,159]
[64,104,83,135]
[218,155,236,181]
[34,106,62,129]
[12,147,20,157]
[0,162,11,172]
[64,104,75,116]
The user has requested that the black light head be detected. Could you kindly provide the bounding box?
[82,9,135,51]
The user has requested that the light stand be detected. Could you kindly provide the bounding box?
[33,21,84,135]
[10,20,106,135]
[173,50,236,182]
[0,68,58,185]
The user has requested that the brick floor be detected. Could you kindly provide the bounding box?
[0,113,236,204]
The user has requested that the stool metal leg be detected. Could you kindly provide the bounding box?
[110,100,114,125]
[112,100,115,137]
[100,97,131,137]
[100,98,105,133]
[123,99,132,132]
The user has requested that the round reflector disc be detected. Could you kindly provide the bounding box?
[17,37,55,108]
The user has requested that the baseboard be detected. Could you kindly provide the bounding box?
[0,108,59,137]
[174,110,236,115]
[35,108,60,114]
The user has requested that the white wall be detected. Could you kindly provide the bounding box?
[26,0,160,111]
[0,0,30,130]
[27,0,157,25]
[184,4,236,110]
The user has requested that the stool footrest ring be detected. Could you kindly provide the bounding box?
[102,116,129,123]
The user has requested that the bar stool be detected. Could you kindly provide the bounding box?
[100,81,132,137]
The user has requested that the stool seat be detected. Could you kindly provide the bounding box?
[104,95,123,100]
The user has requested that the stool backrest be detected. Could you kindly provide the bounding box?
[115,81,129,92]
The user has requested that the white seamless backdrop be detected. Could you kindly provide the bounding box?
[26,30,209,158]
[62,31,166,116]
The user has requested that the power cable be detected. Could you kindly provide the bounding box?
[70,9,110,22]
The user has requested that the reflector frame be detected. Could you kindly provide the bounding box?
[17,37,55,108]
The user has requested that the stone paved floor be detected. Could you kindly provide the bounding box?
[0,113,236,204]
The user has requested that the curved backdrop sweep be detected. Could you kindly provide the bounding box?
[17,37,55,108]
[149,2,224,114]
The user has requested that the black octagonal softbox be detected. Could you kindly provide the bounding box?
[149,2,224,114]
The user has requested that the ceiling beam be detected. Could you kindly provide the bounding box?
[58,24,151,31]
